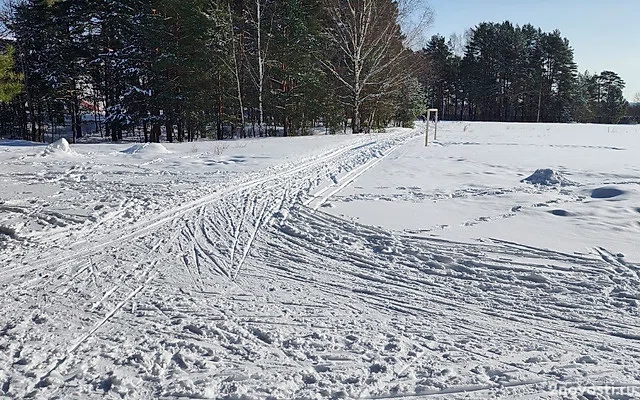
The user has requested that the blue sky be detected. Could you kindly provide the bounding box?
[428,0,639,100]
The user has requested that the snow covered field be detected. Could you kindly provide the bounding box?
[328,122,640,261]
[1,123,639,399]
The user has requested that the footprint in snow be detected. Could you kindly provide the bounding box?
[591,187,625,199]
[575,355,599,365]
[549,209,573,217]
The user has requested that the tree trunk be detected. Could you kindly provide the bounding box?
[36,102,43,142]
[17,44,37,142]
[352,101,360,134]
[178,120,185,142]
[537,82,543,123]
[283,115,289,137]
[166,119,174,143]
[352,54,361,134]
[216,73,223,141]
[94,102,101,138]
[150,112,161,143]
[71,99,78,144]
[251,108,256,137]
[256,0,265,136]
[29,101,36,142]
[216,119,222,140]
[228,2,245,134]
[143,120,149,142]
[76,105,83,140]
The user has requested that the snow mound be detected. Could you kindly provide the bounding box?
[43,138,72,156]
[521,169,577,186]
[121,143,171,155]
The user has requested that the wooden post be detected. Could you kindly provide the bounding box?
[425,114,429,146]
[426,108,438,146]
[434,110,438,141]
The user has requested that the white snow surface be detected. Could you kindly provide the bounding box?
[121,142,171,155]
[42,138,73,157]
[521,168,577,186]
[1,123,640,399]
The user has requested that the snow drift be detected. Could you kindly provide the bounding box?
[521,168,577,186]
[121,143,171,155]
[42,138,73,156]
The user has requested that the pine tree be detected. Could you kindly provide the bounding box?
[393,77,423,128]
[268,0,327,136]
[571,71,597,123]
[12,0,51,141]
[449,22,578,123]
[420,35,452,116]
[86,0,154,141]
[597,71,627,124]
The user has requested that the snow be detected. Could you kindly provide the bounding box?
[42,137,74,156]
[121,142,171,155]
[328,122,640,259]
[1,123,640,399]
[521,168,577,186]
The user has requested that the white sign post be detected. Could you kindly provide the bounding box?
[425,108,438,146]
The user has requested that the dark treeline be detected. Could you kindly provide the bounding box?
[628,93,640,123]
[0,0,429,142]
[420,22,629,124]
[0,2,632,143]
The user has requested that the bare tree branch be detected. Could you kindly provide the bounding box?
[319,0,432,132]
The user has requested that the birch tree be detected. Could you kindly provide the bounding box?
[217,0,245,138]
[320,0,432,133]
[244,0,273,136]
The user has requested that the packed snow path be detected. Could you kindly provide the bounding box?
[1,125,640,399]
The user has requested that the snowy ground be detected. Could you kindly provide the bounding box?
[328,122,640,261]
[1,123,639,399]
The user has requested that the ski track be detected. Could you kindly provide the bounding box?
[2,136,378,286]
[1,127,640,399]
